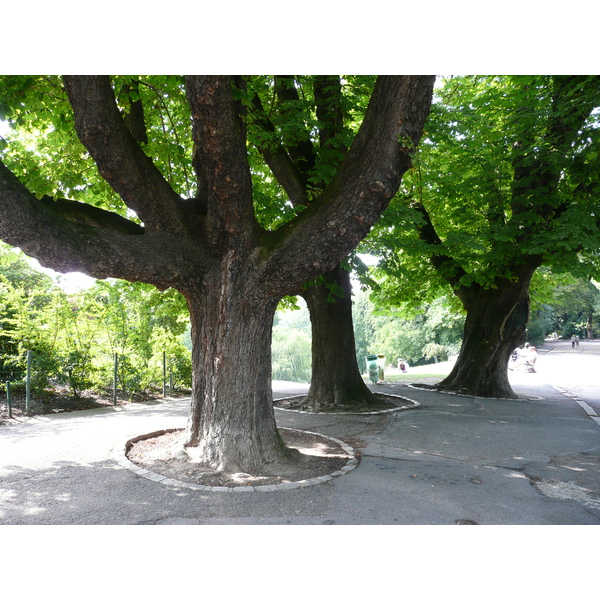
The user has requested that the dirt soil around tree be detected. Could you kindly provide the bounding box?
[126,427,357,488]
[125,393,414,488]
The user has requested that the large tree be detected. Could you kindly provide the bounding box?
[365,75,600,398]
[0,75,435,472]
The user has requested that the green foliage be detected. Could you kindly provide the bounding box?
[0,244,191,398]
[148,326,192,389]
[0,76,118,208]
[271,326,312,383]
[244,75,377,228]
[526,308,555,346]
[422,342,448,361]
[0,75,380,250]
[362,75,600,309]
[352,289,464,368]
[529,276,600,339]
[369,317,428,366]
[87,281,191,395]
[0,248,55,378]
[0,76,195,210]
[122,76,195,198]
[272,302,312,382]
[351,289,376,370]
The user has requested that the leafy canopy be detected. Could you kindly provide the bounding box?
[363,75,600,309]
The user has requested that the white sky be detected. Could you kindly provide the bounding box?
[2,2,598,75]
[29,258,96,293]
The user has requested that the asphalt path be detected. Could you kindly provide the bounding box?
[536,338,600,410]
[0,343,600,525]
[1,340,599,527]
[2,338,599,597]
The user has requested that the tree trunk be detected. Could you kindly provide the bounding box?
[301,265,377,410]
[182,261,293,474]
[438,273,535,398]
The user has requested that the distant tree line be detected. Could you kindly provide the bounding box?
[272,275,599,384]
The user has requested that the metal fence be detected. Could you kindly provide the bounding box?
[1,350,191,418]
[1,351,35,417]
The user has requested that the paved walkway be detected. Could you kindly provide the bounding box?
[1,340,599,526]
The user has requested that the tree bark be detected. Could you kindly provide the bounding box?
[301,265,376,410]
[182,261,292,472]
[438,271,537,398]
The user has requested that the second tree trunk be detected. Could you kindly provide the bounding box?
[301,265,378,410]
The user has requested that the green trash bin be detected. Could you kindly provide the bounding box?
[366,355,379,384]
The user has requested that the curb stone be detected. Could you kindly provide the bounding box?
[113,426,359,493]
[273,394,421,415]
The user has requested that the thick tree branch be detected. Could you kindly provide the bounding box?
[412,199,541,302]
[261,75,436,297]
[62,76,187,233]
[314,76,345,152]
[118,79,149,145]
[0,159,200,289]
[250,76,345,207]
[411,201,467,289]
[274,76,316,173]
[185,76,256,246]
[310,76,347,197]
[40,197,144,235]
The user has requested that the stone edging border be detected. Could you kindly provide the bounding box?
[552,384,600,428]
[111,427,359,493]
[407,383,543,401]
[273,394,421,415]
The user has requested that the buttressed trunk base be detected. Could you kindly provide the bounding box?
[438,278,533,399]
[182,269,291,474]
